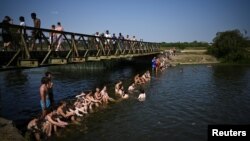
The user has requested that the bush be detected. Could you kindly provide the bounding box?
[207,29,249,63]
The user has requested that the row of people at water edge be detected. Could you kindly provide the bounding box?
[26,70,150,140]
[152,52,174,73]
[1,13,64,51]
[94,30,143,50]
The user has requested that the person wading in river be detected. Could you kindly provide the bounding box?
[40,77,51,118]
[45,71,54,109]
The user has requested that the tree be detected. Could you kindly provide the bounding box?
[208,29,249,63]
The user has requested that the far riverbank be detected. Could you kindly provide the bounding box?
[162,48,219,65]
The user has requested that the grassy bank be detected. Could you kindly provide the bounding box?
[163,48,219,65]
[159,46,208,51]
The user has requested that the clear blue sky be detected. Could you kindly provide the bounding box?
[1,0,250,42]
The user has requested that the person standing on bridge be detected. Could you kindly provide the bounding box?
[55,22,64,51]
[125,35,130,50]
[1,16,12,51]
[112,33,117,50]
[31,12,41,51]
[131,36,137,41]
[104,30,111,50]
[48,25,56,50]
[19,16,27,41]
[95,32,100,49]
[118,33,124,49]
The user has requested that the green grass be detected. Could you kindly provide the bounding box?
[160,46,207,51]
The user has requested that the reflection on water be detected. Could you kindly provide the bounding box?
[0,64,250,141]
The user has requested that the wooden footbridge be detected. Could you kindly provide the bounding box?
[0,24,160,70]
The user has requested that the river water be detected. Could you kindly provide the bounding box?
[0,64,250,141]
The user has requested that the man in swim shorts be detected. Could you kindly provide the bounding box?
[45,71,54,108]
[40,77,51,118]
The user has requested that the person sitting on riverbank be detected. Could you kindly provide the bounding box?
[116,84,123,96]
[128,83,135,92]
[26,117,43,141]
[121,88,129,99]
[68,102,86,117]
[116,85,129,99]
[56,101,76,122]
[134,74,142,85]
[94,87,103,103]
[45,110,68,136]
[139,73,149,84]
[75,91,86,99]
[101,86,115,104]
[75,90,102,114]
[115,81,122,95]
[141,71,151,82]
[72,95,89,116]
[85,91,102,112]
[144,70,151,81]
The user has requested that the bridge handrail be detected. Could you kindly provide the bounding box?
[0,23,159,45]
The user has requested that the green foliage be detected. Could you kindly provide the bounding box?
[207,29,250,63]
[161,41,210,49]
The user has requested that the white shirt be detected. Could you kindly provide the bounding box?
[95,33,100,42]
[20,22,25,26]
[105,33,111,43]
[138,93,146,101]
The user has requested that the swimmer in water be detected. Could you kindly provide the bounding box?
[138,89,146,102]
[115,80,122,94]
[128,83,135,92]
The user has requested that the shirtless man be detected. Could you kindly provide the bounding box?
[128,83,135,92]
[94,87,103,103]
[45,111,68,136]
[85,91,101,111]
[134,74,142,84]
[45,71,54,108]
[100,86,115,104]
[115,81,122,94]
[31,12,41,50]
[40,77,50,118]
[56,101,75,122]
[120,87,129,99]
[27,118,42,141]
